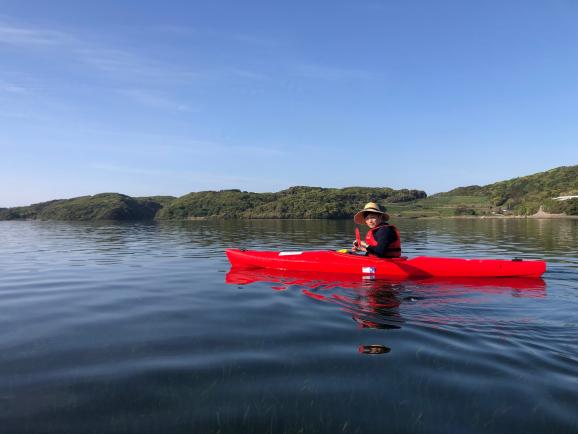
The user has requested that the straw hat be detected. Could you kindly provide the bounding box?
[353,202,390,224]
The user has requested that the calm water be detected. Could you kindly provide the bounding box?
[0,219,577,434]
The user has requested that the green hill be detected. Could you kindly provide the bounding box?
[1,165,576,220]
[156,190,275,219]
[156,186,426,219]
[428,165,578,216]
[240,187,425,219]
[0,193,172,221]
[0,187,426,221]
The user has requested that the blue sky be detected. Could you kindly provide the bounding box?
[1,0,577,207]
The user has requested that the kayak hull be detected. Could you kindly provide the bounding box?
[225,249,546,278]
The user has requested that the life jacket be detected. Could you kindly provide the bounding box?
[365,223,402,258]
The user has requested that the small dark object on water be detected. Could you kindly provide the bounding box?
[359,344,391,355]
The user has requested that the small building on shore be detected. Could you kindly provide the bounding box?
[553,195,578,201]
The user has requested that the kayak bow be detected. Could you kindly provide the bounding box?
[225,249,546,278]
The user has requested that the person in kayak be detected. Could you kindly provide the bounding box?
[352,202,402,258]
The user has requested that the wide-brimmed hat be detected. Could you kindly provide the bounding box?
[353,202,390,224]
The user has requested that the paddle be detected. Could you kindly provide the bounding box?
[337,227,363,254]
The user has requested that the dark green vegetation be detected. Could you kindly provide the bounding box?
[416,165,578,217]
[433,166,578,215]
[1,165,576,221]
[0,194,174,221]
[158,186,426,220]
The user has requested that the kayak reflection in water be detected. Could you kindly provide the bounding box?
[352,202,402,258]
[226,268,546,353]
[348,281,404,330]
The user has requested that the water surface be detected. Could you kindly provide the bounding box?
[0,219,577,433]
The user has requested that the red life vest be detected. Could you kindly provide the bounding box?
[365,223,402,258]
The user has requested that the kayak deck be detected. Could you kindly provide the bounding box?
[225,249,546,278]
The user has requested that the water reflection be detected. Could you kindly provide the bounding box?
[226,267,547,345]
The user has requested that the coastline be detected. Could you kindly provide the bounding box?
[414,215,578,220]
[394,213,578,220]
[2,213,578,222]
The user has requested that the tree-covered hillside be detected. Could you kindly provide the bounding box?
[156,190,275,219]
[431,165,578,215]
[0,194,172,221]
[156,186,426,219]
[1,165,576,220]
[0,187,426,221]
[241,187,426,219]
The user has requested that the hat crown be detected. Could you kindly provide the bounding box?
[354,202,390,223]
[363,202,381,212]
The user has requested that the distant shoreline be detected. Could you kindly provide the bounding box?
[1,164,577,221]
[394,214,578,220]
[3,215,577,223]
[441,214,578,220]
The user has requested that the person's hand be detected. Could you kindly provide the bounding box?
[352,240,359,251]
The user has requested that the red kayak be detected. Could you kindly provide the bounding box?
[225,249,546,278]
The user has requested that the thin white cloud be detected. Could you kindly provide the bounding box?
[0,110,50,123]
[0,22,69,46]
[294,63,375,81]
[90,163,276,186]
[229,69,268,80]
[0,18,200,85]
[65,128,290,157]
[0,17,274,95]
[76,47,201,83]
[344,1,389,12]
[157,139,290,158]
[119,89,192,111]
[154,25,197,37]
[0,79,28,94]
[152,25,278,48]
[90,163,170,177]
[226,144,288,157]
[231,33,278,48]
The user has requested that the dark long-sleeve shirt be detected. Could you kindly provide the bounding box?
[366,224,398,258]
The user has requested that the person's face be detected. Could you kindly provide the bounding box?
[364,212,382,228]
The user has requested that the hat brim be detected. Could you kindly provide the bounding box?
[354,210,390,225]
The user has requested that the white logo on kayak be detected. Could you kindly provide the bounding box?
[279,251,303,256]
[362,267,376,274]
